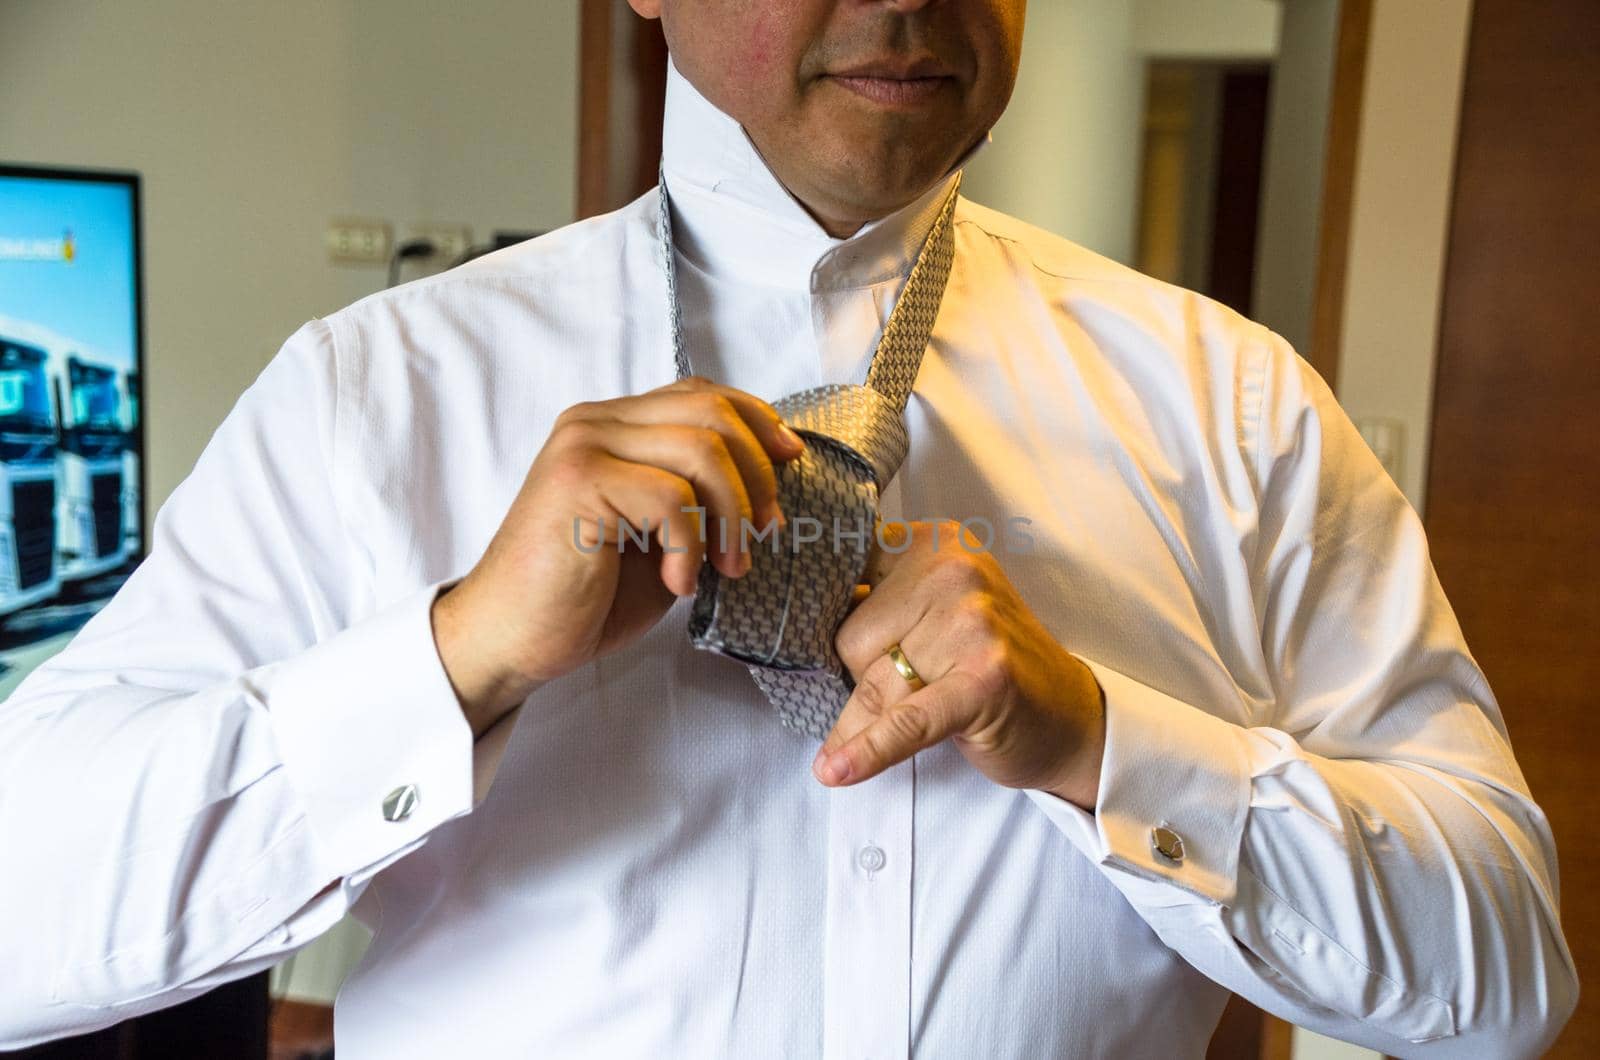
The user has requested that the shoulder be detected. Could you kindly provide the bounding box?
[320,191,659,344]
[952,196,1327,489]
[954,194,1291,386]
[954,197,1156,289]
[296,190,664,423]
[953,196,1277,350]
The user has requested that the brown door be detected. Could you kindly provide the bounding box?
[1423,1,1600,1055]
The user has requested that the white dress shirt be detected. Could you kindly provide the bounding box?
[0,65,1576,1058]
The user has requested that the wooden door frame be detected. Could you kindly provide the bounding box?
[576,0,667,220]
[1420,0,1599,1052]
[576,0,615,221]
[1306,0,1373,391]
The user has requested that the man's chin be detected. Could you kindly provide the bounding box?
[823,150,961,213]
[761,117,966,229]
[805,174,954,232]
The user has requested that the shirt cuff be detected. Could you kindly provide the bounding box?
[266,581,476,875]
[1027,656,1253,906]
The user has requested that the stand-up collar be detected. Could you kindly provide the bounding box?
[659,60,982,293]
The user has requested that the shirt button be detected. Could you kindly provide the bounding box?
[1151,825,1185,864]
[857,844,887,875]
[382,784,419,822]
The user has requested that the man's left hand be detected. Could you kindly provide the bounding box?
[813,520,1106,810]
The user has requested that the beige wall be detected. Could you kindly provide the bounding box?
[0,0,578,516]
[1334,0,1475,509]
[963,0,1148,262]
[1134,0,1280,58]
[345,0,579,254]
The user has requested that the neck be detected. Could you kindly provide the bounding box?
[779,186,878,240]
[745,128,988,242]
[816,213,867,240]
[736,134,877,239]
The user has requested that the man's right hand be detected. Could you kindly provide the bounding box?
[431,376,806,737]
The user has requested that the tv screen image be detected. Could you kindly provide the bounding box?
[0,165,144,698]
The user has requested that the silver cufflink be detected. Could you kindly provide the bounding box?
[383,784,419,822]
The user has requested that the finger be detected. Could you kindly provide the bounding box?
[660,376,806,459]
[861,518,914,586]
[819,643,927,760]
[598,422,758,578]
[599,380,805,526]
[840,635,928,715]
[834,580,932,683]
[656,383,804,532]
[813,677,975,787]
[588,457,708,596]
[819,686,878,756]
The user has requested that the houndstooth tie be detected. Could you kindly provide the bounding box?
[659,170,960,740]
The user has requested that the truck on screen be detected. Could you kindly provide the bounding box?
[49,346,130,583]
[0,317,62,616]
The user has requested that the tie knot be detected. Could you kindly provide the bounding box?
[774,383,911,490]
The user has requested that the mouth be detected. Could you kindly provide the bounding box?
[822,57,957,108]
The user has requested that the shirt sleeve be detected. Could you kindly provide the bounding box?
[1026,330,1578,1057]
[0,320,495,1048]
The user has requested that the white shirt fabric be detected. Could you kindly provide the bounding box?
[0,65,1576,1058]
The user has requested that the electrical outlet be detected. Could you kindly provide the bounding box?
[326,219,393,265]
[1356,417,1405,481]
[410,223,473,266]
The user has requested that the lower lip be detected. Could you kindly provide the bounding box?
[828,75,951,107]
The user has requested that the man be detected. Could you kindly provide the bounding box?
[0,1,1577,1056]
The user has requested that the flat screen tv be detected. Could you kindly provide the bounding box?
[0,164,145,698]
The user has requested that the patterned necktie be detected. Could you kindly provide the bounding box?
[659,170,961,740]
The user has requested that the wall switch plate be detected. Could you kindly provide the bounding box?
[326,219,393,265]
[1356,417,1405,482]
[410,223,473,266]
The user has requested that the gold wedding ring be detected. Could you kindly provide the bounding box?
[885,642,925,690]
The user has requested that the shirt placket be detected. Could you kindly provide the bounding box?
[821,754,915,1060]
[814,272,917,1058]
[823,476,916,1060]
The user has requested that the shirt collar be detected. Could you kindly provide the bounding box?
[659,59,986,293]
